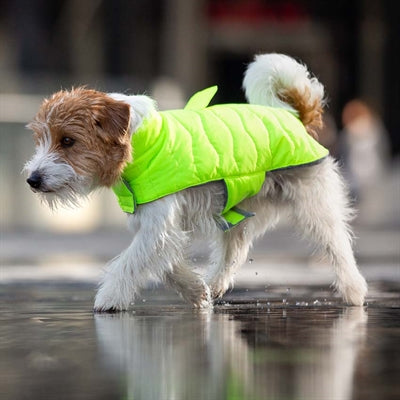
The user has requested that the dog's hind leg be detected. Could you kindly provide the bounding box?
[285,158,367,306]
[207,225,253,300]
[206,183,285,300]
[94,195,211,311]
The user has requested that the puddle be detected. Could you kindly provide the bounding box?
[0,282,399,400]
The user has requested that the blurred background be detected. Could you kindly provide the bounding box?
[0,0,399,274]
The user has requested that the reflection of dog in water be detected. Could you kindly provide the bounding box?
[25,53,367,311]
[94,308,367,399]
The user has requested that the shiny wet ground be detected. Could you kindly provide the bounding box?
[1,283,399,400]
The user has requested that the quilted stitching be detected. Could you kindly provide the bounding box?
[113,94,329,217]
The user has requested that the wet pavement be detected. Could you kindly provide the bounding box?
[1,224,399,400]
[1,281,399,400]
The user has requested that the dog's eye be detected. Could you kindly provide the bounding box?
[61,137,75,148]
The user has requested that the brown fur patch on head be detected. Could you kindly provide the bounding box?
[28,87,132,187]
[278,87,324,139]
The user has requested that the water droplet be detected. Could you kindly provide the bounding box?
[313,299,321,306]
[248,258,254,264]
[296,301,309,307]
[142,299,146,303]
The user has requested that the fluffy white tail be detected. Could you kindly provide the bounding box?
[243,53,325,137]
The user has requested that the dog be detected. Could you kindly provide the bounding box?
[25,53,367,311]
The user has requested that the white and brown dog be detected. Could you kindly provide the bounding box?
[25,53,367,311]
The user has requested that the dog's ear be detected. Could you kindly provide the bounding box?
[93,98,131,142]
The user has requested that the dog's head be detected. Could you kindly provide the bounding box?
[24,87,131,208]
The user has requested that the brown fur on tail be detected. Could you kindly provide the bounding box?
[243,54,326,140]
[278,87,324,139]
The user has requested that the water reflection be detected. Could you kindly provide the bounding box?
[95,306,367,400]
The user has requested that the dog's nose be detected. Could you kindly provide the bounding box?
[27,172,42,189]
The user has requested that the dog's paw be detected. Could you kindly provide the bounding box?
[180,282,212,309]
[94,285,131,312]
[192,287,213,309]
[338,272,368,306]
[166,273,213,309]
[93,297,125,313]
[210,286,227,300]
[209,276,232,300]
[93,305,120,313]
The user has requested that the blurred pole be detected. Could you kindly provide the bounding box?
[160,0,207,96]
[55,0,104,79]
[359,0,386,114]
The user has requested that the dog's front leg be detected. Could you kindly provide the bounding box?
[93,241,142,312]
[94,196,211,312]
[94,198,180,311]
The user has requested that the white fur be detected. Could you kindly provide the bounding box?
[243,53,325,113]
[108,93,157,133]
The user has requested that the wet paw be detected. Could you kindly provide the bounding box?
[339,274,368,306]
[94,286,130,312]
[179,282,212,309]
[209,278,231,300]
[210,288,225,301]
[192,288,213,309]
[93,306,120,314]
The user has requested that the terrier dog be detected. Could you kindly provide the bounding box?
[25,53,367,311]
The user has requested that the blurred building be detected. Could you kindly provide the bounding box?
[0,0,398,232]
